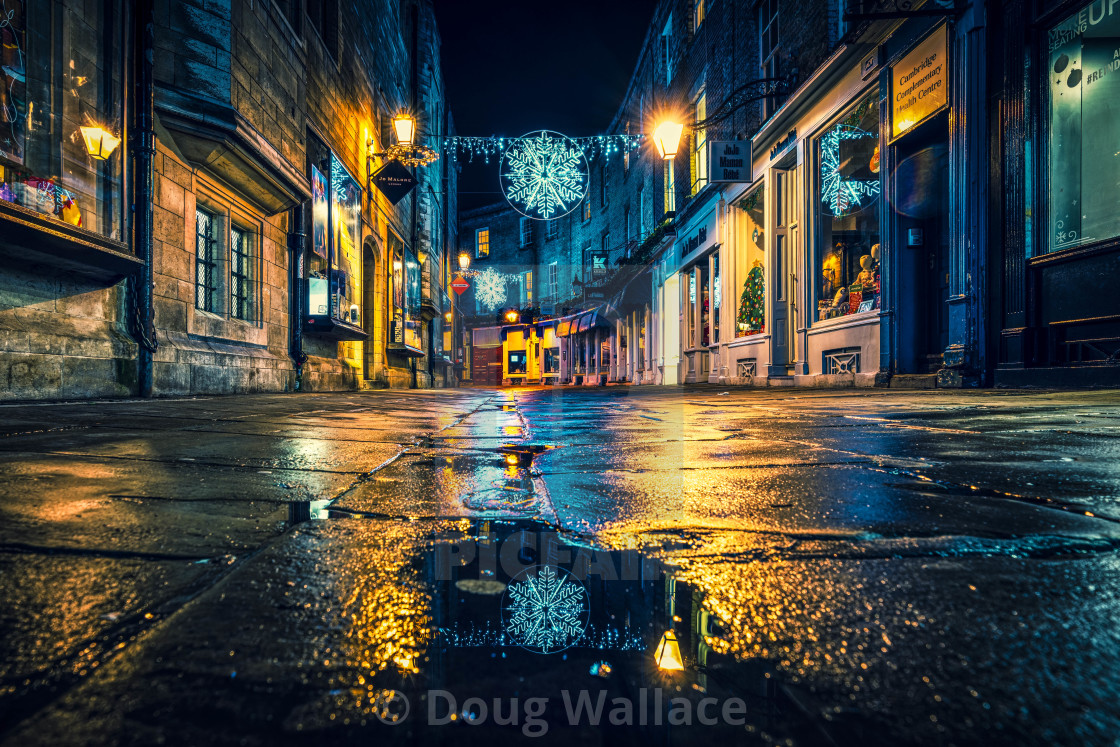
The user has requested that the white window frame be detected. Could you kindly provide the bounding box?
[546,219,559,240]
[549,261,558,300]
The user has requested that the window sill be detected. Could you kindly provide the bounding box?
[0,199,140,283]
[808,310,881,334]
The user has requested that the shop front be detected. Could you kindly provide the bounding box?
[718,183,770,385]
[0,0,140,400]
[674,198,722,384]
[749,15,974,387]
[994,0,1120,386]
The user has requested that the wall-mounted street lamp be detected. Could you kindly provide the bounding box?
[504,310,520,324]
[458,252,471,272]
[444,310,453,323]
[652,121,684,160]
[80,125,121,160]
[367,109,439,169]
[393,110,416,147]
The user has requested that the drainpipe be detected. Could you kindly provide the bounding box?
[134,0,157,396]
[288,203,308,389]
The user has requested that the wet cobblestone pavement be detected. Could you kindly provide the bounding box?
[2,386,1120,745]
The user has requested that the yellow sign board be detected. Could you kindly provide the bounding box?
[891,25,949,139]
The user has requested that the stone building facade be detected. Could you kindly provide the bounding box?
[0,0,455,401]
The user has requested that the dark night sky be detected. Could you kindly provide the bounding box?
[432,0,658,210]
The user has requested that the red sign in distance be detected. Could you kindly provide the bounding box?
[451,276,470,295]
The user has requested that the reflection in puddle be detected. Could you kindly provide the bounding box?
[286,498,333,524]
[316,519,807,742]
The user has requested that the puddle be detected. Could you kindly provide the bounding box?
[349,519,813,742]
[286,498,333,525]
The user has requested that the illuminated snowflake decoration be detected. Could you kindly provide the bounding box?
[475,267,513,311]
[500,130,588,220]
[502,565,590,654]
[820,124,880,216]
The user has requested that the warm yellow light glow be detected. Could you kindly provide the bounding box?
[393,110,415,146]
[444,310,453,323]
[458,252,471,271]
[505,454,519,466]
[655,630,685,671]
[653,121,684,160]
[505,310,519,323]
[79,125,121,160]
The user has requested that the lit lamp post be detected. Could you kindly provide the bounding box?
[393,110,415,147]
[505,309,520,324]
[653,120,684,160]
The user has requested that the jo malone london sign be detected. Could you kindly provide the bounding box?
[891,24,949,139]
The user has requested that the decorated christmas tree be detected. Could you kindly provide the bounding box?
[737,264,765,334]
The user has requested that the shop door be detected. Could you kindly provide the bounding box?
[894,114,950,373]
[769,167,797,375]
[471,347,502,386]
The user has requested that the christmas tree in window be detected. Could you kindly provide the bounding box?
[737,261,765,335]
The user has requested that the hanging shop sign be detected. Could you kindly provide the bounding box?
[589,251,609,281]
[890,24,949,140]
[500,130,589,220]
[372,159,418,205]
[709,141,751,183]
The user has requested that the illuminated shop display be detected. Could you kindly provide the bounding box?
[306,139,363,334]
[1046,0,1120,254]
[816,92,882,320]
[734,187,766,336]
[389,234,422,353]
[0,0,126,239]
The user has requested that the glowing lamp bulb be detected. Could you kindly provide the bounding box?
[80,126,121,160]
[444,311,453,323]
[393,110,415,147]
[505,310,519,323]
[458,252,471,271]
[653,121,684,160]
[654,630,685,671]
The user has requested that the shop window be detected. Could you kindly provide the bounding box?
[230,227,256,321]
[711,253,720,343]
[307,141,363,329]
[1046,1,1120,253]
[815,91,881,321]
[544,347,560,374]
[734,187,766,336]
[195,209,220,313]
[0,0,126,241]
[508,350,527,374]
[476,227,489,257]
[389,233,422,352]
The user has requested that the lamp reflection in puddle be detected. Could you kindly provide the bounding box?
[655,629,685,671]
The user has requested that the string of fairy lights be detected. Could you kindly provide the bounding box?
[441,133,647,163]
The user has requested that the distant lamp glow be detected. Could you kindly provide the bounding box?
[458,252,471,271]
[654,630,684,671]
[393,110,415,147]
[504,310,519,323]
[80,126,121,160]
[444,310,453,323]
[652,121,684,160]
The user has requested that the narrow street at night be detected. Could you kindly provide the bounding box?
[2,387,1119,745]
